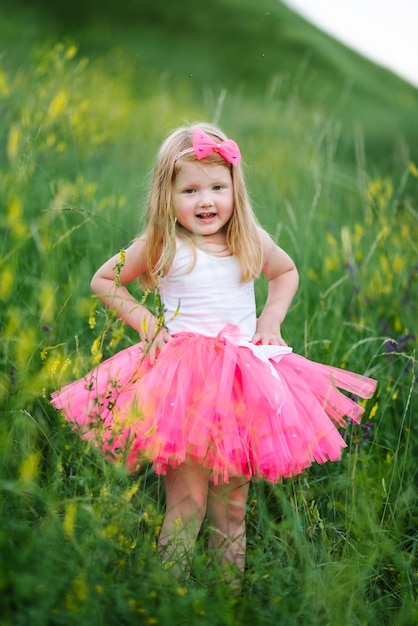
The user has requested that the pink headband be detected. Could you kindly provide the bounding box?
[175,127,242,166]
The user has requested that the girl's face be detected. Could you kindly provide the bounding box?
[172,161,234,244]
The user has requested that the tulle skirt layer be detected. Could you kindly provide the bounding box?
[51,326,377,484]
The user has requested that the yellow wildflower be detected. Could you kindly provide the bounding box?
[409,162,418,177]
[19,451,40,485]
[7,124,21,163]
[7,194,23,223]
[122,482,139,502]
[392,255,404,274]
[0,266,14,301]
[65,45,78,59]
[393,316,402,333]
[88,304,97,330]
[353,222,364,244]
[326,233,337,247]
[39,282,56,323]
[48,90,68,120]
[63,501,77,539]
[324,253,339,273]
[91,336,103,364]
[141,317,148,336]
[176,587,187,596]
[71,574,87,602]
[46,133,56,147]
[0,67,10,97]
[15,328,37,370]
[307,268,318,282]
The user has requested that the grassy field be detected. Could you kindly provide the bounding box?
[0,1,417,624]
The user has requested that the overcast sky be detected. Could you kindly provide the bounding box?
[283,0,418,87]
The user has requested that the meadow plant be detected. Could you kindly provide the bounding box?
[0,42,416,625]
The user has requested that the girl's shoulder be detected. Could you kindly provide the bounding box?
[127,235,147,256]
[257,227,276,253]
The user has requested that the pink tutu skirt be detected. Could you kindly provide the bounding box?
[51,325,377,484]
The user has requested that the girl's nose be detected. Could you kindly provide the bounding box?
[199,191,214,206]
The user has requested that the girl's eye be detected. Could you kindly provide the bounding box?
[213,185,222,191]
[184,188,196,194]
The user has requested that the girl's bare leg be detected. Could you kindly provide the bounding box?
[158,464,210,580]
[207,477,250,595]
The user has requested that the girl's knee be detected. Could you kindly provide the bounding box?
[207,482,249,535]
[181,491,208,523]
[164,465,210,524]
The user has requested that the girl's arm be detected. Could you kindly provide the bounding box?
[90,238,170,362]
[251,229,299,346]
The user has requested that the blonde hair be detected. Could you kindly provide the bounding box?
[140,122,264,289]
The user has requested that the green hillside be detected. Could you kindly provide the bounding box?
[2,0,418,161]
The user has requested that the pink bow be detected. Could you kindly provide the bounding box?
[192,128,241,166]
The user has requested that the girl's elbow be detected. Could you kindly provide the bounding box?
[90,272,101,295]
[290,265,299,294]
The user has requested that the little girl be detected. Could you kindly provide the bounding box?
[52,122,377,591]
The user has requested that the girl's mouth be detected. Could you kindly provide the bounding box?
[197,213,216,219]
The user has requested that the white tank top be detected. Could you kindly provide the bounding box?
[159,239,256,340]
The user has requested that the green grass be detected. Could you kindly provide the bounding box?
[0,2,417,624]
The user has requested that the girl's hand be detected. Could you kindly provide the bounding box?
[142,325,172,364]
[251,315,287,346]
